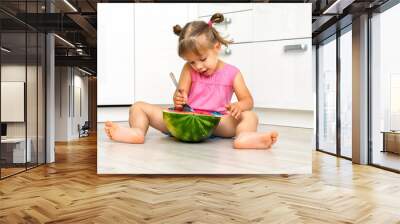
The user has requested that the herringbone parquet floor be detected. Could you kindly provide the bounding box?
[1,134,400,223]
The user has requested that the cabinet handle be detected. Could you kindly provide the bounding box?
[224,47,232,55]
[284,44,307,52]
[224,17,232,24]
[214,17,232,26]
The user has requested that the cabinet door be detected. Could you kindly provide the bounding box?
[251,38,313,110]
[199,10,253,43]
[134,4,187,104]
[97,3,134,105]
[253,3,311,41]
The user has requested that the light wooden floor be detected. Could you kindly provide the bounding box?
[1,134,400,223]
[98,123,312,174]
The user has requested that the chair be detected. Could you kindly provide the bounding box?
[78,121,90,138]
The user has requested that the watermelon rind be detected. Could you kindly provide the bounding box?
[162,109,221,142]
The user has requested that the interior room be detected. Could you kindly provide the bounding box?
[0,21,46,178]
[0,0,399,223]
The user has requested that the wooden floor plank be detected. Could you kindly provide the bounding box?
[0,134,399,223]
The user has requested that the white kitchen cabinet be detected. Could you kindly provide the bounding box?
[134,4,187,104]
[199,10,254,43]
[253,3,312,42]
[219,38,312,111]
[197,3,252,16]
[97,3,134,106]
[199,3,312,111]
[251,38,313,110]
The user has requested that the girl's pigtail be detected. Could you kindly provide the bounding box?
[209,13,233,46]
[173,25,182,36]
[210,13,224,24]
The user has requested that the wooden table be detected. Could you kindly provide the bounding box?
[381,131,400,154]
[1,138,32,164]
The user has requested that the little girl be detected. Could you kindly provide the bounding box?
[105,13,278,149]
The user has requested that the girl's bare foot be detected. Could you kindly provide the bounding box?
[233,131,279,149]
[104,121,145,144]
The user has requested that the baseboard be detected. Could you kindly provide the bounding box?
[97,105,314,129]
[254,108,314,129]
[98,106,131,122]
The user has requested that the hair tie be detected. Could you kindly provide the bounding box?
[207,20,213,27]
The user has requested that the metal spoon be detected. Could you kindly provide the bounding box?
[169,72,194,112]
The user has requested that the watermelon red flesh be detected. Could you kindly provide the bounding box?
[163,110,221,142]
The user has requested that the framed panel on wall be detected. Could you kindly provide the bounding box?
[1,82,25,122]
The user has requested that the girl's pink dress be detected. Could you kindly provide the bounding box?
[187,62,239,114]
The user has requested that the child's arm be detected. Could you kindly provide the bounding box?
[173,63,192,109]
[226,72,254,119]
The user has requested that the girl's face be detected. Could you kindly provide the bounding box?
[182,36,221,76]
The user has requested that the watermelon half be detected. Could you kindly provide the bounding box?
[162,108,222,142]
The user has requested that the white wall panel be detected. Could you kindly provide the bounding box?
[98,3,134,105]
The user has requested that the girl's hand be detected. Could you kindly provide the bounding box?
[225,102,242,120]
[173,89,187,110]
